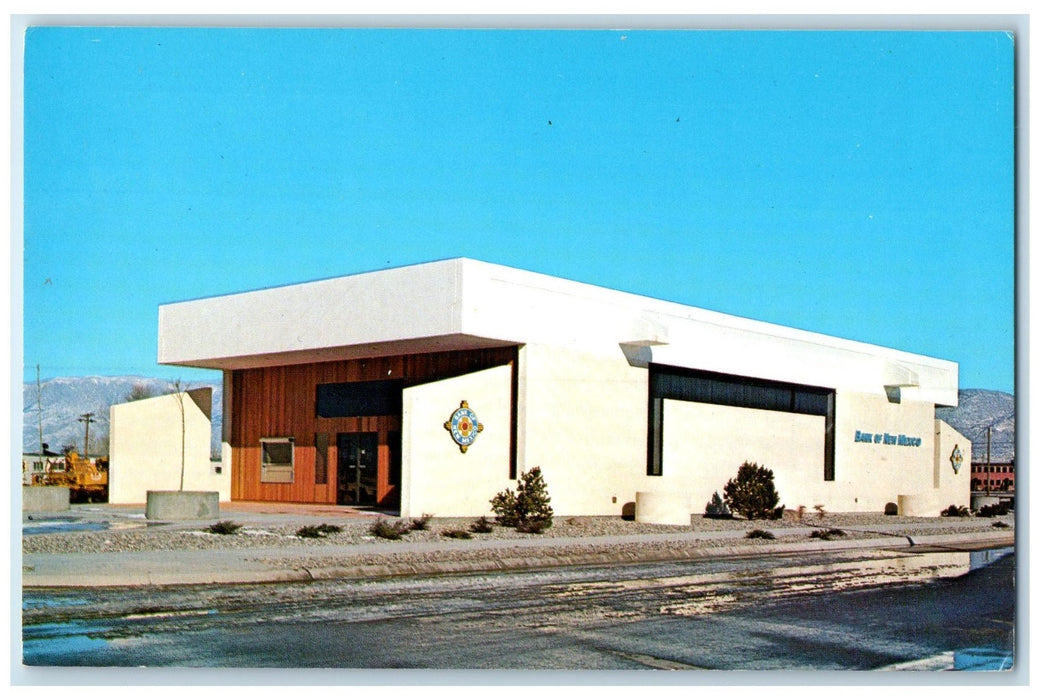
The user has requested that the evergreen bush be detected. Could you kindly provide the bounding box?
[703,491,733,519]
[722,461,780,520]
[490,466,554,532]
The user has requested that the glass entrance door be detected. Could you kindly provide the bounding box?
[337,432,378,506]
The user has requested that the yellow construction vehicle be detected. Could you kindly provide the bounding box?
[33,451,109,503]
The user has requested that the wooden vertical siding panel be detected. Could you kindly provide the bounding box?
[229,347,517,505]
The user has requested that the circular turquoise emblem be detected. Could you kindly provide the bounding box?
[444,401,484,453]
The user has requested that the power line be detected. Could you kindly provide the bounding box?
[77,412,96,460]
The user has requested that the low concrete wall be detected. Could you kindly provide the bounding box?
[23,486,70,512]
[971,494,1004,511]
[897,494,931,517]
[635,491,691,526]
[146,490,219,520]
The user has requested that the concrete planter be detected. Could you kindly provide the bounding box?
[23,486,71,512]
[146,490,219,520]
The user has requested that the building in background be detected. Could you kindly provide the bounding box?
[157,259,971,519]
[971,460,1015,493]
[21,445,64,486]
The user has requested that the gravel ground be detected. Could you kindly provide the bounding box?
[22,510,1015,556]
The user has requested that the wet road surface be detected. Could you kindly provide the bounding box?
[22,546,1015,671]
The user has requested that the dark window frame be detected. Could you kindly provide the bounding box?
[646,364,836,480]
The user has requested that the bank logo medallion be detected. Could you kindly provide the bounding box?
[950,444,964,474]
[445,400,484,453]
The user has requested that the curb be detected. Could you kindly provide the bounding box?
[300,530,1016,582]
[22,530,1015,588]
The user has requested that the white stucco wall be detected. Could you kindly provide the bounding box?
[519,343,649,516]
[660,400,826,515]
[831,390,952,514]
[109,389,229,504]
[400,365,513,517]
[933,419,973,511]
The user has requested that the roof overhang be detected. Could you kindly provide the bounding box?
[162,333,519,372]
[158,257,960,405]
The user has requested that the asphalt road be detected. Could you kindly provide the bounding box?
[21,546,1015,673]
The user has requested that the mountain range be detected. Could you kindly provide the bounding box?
[20,376,1014,464]
[21,375,223,457]
[935,388,1016,463]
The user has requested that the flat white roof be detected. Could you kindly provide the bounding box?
[158,258,958,404]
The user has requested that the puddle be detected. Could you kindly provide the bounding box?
[953,646,1014,670]
[22,521,111,536]
[23,517,155,535]
[969,547,1013,570]
[22,621,110,662]
[22,593,91,610]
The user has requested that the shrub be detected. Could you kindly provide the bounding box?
[723,462,780,520]
[810,528,847,541]
[992,521,1010,529]
[368,518,411,540]
[204,520,242,535]
[745,528,775,540]
[770,504,786,520]
[490,466,554,531]
[813,504,827,519]
[410,513,433,531]
[516,518,550,534]
[469,516,494,533]
[296,523,343,539]
[977,502,1011,517]
[442,529,473,539]
[703,491,733,519]
[941,504,971,517]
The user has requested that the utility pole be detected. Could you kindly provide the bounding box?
[78,412,96,460]
[36,365,44,457]
[986,426,992,496]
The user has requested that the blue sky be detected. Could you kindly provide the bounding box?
[19,27,1015,392]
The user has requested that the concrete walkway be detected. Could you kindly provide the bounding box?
[20,504,1016,588]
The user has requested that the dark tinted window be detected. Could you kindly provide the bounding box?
[650,366,831,416]
[316,380,403,418]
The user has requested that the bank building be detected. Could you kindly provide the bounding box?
[156,258,970,522]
